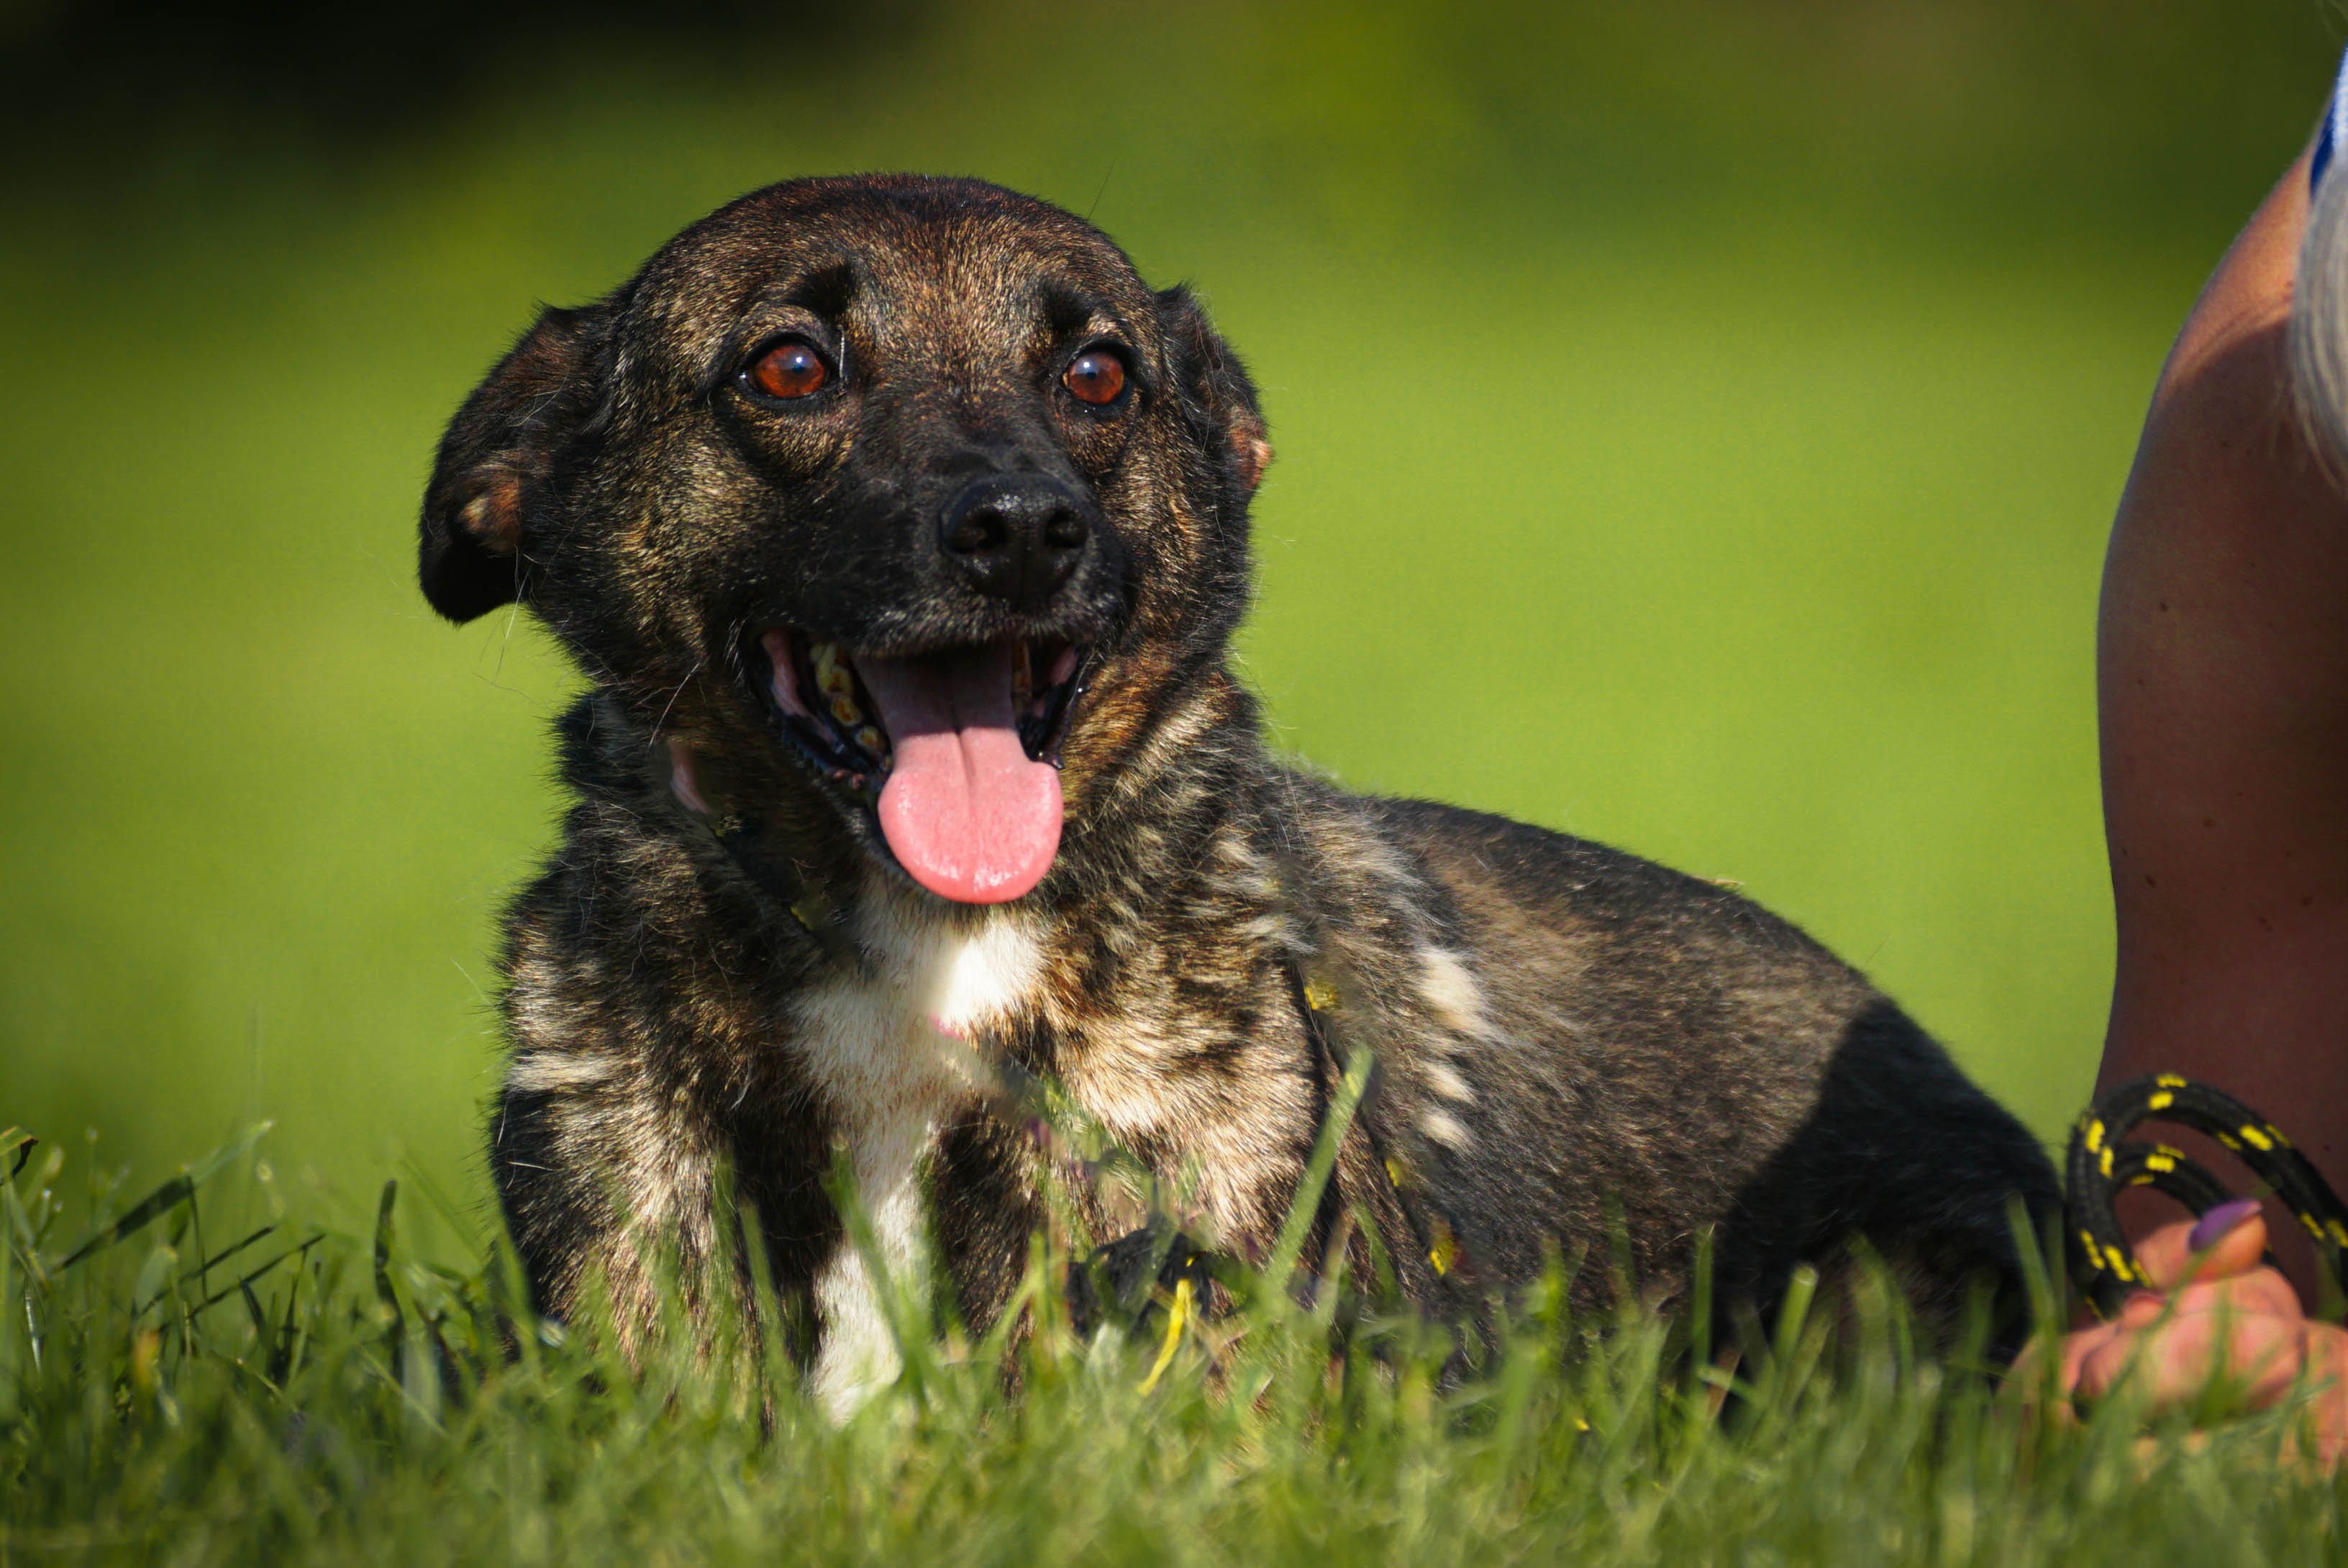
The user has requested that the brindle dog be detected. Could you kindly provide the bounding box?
[420,175,2057,1415]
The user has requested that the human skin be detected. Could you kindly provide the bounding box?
[2039,1207,2348,1465]
[2064,135,2348,1447]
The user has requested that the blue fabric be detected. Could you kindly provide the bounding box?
[2316,41,2348,191]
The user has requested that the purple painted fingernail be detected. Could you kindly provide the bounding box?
[2190,1198,2262,1252]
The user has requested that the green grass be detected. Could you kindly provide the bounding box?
[5,1119,2345,1565]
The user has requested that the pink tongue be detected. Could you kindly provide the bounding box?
[855,644,1062,904]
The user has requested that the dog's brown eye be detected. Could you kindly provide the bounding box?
[1063,350,1125,406]
[747,339,829,401]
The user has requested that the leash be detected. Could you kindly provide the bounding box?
[2066,1074,2348,1316]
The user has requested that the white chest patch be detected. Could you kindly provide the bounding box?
[791,897,1043,1420]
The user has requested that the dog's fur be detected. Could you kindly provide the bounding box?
[420,176,2057,1414]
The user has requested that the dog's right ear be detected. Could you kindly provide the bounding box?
[419,304,612,623]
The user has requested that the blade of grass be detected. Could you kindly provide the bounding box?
[1262,1047,1375,1296]
[55,1121,270,1270]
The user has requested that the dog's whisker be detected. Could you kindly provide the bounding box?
[647,656,704,751]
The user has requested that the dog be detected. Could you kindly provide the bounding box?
[419,175,2059,1416]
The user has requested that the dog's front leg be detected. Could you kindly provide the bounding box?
[486,1059,760,1354]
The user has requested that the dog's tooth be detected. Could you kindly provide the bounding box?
[856,726,888,757]
[829,694,863,728]
[813,643,854,698]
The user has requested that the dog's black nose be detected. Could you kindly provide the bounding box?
[939,475,1089,610]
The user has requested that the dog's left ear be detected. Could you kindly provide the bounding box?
[1156,286,1271,497]
[419,302,613,623]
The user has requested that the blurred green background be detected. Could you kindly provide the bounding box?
[2,0,2336,1251]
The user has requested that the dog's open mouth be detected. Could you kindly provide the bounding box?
[755,627,1087,905]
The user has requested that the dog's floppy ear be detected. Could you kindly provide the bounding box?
[419,303,612,623]
[1155,286,1271,497]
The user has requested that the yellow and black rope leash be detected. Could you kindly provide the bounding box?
[2066,1073,2348,1316]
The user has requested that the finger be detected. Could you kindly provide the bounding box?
[2301,1325,2348,1469]
[2016,1322,2124,1422]
[2055,1326,2124,1423]
[2159,1270,2305,1323]
[2134,1203,2269,1290]
[2075,1314,2291,1408]
[2112,1270,2301,1336]
[2075,1309,2306,1410]
[2062,1322,2123,1385]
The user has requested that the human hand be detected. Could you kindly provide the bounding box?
[2034,1199,2348,1464]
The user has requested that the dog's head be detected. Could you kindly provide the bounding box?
[421,176,1268,906]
